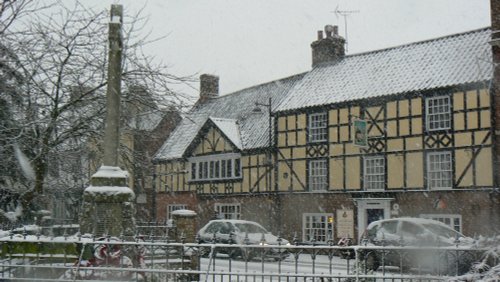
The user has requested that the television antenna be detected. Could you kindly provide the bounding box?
[333,5,359,52]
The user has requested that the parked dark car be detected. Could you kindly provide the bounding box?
[361,217,476,274]
[197,219,290,260]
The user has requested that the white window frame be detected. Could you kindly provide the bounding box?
[309,159,328,191]
[302,213,334,243]
[308,112,328,142]
[420,214,462,233]
[363,156,385,191]
[427,151,453,190]
[189,153,241,182]
[426,95,451,131]
[215,203,241,219]
[167,204,187,219]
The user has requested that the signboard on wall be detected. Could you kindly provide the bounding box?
[353,119,367,147]
[336,209,354,239]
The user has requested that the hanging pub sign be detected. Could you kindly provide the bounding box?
[353,119,367,147]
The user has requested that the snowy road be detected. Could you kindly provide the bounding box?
[199,254,350,279]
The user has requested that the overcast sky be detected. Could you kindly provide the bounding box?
[84,0,491,99]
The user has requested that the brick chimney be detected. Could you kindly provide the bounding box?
[491,0,500,187]
[311,25,345,68]
[199,74,219,103]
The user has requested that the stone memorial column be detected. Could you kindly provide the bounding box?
[80,5,136,238]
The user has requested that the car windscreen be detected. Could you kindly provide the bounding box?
[422,223,461,238]
[234,223,267,234]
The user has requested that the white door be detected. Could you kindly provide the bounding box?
[355,198,392,241]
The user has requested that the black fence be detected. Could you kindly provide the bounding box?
[0,233,496,281]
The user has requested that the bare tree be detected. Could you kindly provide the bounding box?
[0,0,194,220]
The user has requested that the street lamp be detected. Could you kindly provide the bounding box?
[252,97,273,188]
[253,97,281,233]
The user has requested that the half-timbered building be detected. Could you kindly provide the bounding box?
[153,22,500,242]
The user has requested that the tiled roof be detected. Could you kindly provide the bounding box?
[127,110,164,131]
[154,74,304,161]
[209,117,242,149]
[276,28,492,112]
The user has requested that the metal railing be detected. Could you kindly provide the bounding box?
[0,234,494,281]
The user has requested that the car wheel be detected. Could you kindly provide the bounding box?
[365,252,380,271]
[199,244,209,258]
[229,249,242,260]
[241,249,255,261]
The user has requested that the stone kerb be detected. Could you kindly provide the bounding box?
[171,209,197,243]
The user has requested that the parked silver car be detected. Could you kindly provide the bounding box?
[197,219,290,260]
[361,217,475,274]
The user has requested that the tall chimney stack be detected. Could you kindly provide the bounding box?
[199,74,219,104]
[311,25,345,68]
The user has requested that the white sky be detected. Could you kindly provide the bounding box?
[84,0,491,99]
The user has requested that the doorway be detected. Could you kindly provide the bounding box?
[355,198,392,241]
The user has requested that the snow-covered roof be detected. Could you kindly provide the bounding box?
[277,28,492,112]
[154,74,304,161]
[209,117,242,149]
[154,28,492,161]
[127,110,164,131]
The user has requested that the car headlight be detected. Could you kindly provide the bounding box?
[259,242,268,246]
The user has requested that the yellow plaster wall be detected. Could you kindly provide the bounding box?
[278,162,291,191]
[406,153,423,188]
[329,127,338,143]
[278,133,286,148]
[242,168,250,192]
[466,90,478,109]
[387,139,403,152]
[475,130,491,145]
[339,109,349,124]
[476,148,493,187]
[411,98,422,116]
[297,114,306,129]
[278,117,287,131]
[479,89,490,108]
[455,150,473,187]
[399,100,409,117]
[351,107,360,119]
[453,92,464,111]
[293,147,306,159]
[455,132,472,147]
[287,115,296,130]
[345,143,360,155]
[330,158,343,190]
[345,157,360,189]
[480,110,491,128]
[387,155,404,189]
[288,132,297,146]
[399,119,409,136]
[293,160,307,191]
[330,144,343,156]
[405,137,423,151]
[411,118,422,135]
[339,126,349,142]
[386,121,397,137]
[467,112,478,129]
[297,131,306,146]
[454,113,465,131]
[387,102,397,118]
[329,109,338,125]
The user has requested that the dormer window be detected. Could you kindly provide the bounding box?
[189,153,241,182]
[426,96,451,131]
[308,112,328,142]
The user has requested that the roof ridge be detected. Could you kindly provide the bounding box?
[341,26,490,60]
[209,72,306,99]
